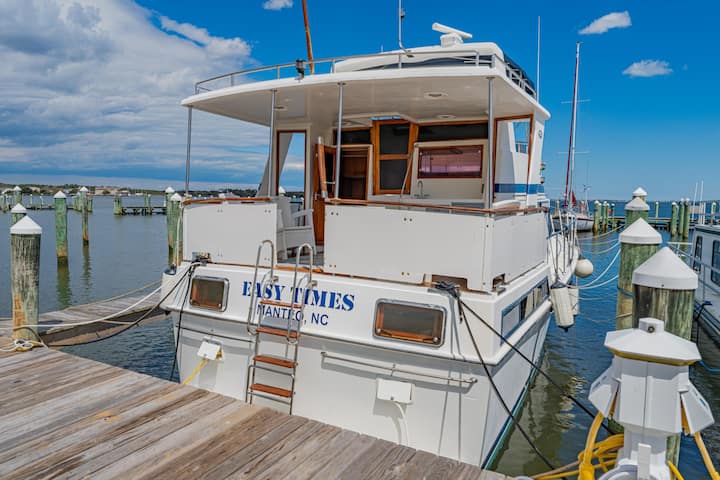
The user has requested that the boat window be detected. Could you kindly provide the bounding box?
[190,276,229,311]
[693,236,703,273]
[502,280,549,336]
[417,123,488,142]
[374,301,444,346]
[513,119,531,154]
[374,121,414,194]
[418,145,483,178]
[336,128,371,145]
[277,131,306,202]
[712,241,720,285]
[379,123,410,154]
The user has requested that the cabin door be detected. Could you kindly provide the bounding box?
[313,144,336,245]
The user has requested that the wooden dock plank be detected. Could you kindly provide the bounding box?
[0,348,509,480]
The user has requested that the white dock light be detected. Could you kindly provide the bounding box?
[588,318,714,480]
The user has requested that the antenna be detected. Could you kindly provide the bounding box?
[536,16,541,100]
[398,0,413,56]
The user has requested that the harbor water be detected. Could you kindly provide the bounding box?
[0,197,717,477]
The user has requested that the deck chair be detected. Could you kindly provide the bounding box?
[276,196,315,260]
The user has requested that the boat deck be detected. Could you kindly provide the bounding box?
[0,346,509,479]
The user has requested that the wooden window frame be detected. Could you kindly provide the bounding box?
[417,144,484,179]
[372,119,416,195]
[275,129,308,196]
[374,300,445,346]
[190,276,229,312]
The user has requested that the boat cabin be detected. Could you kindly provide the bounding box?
[181,38,551,293]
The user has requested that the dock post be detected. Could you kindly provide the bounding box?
[11,203,27,226]
[654,201,659,219]
[54,191,68,260]
[712,201,717,224]
[0,195,5,212]
[169,193,183,263]
[624,196,649,226]
[113,195,123,215]
[87,194,93,213]
[10,216,42,341]
[670,202,678,236]
[593,200,600,234]
[602,201,609,232]
[631,246,698,464]
[632,187,647,202]
[616,218,661,330]
[28,194,34,209]
[165,186,175,209]
[678,200,686,238]
[683,199,692,239]
[12,186,21,206]
[79,186,89,244]
[610,203,617,229]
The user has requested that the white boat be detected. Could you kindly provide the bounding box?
[682,226,720,341]
[161,23,578,468]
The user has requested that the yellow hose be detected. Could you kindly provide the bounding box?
[693,431,720,480]
[668,460,684,480]
[182,358,208,385]
[578,412,605,480]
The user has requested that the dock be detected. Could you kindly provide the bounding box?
[0,291,163,346]
[118,205,167,215]
[0,346,508,479]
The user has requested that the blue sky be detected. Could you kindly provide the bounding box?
[1,0,718,199]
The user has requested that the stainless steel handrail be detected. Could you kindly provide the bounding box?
[320,351,477,385]
[193,50,536,99]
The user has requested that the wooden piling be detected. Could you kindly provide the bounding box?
[54,191,68,259]
[88,194,93,213]
[654,201,659,219]
[631,246,698,463]
[113,195,123,215]
[678,200,686,237]
[168,193,182,263]
[616,218,661,330]
[164,186,175,208]
[624,196,649,226]
[10,203,26,226]
[682,199,691,239]
[79,186,89,244]
[12,186,21,206]
[593,200,601,234]
[10,216,42,341]
[670,202,678,237]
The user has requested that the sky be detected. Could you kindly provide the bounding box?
[0,0,718,199]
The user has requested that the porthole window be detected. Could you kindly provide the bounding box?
[190,276,229,311]
[374,301,445,346]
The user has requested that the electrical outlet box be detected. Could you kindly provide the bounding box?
[376,378,413,404]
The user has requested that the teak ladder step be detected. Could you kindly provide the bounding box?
[254,354,296,369]
[259,299,302,309]
[249,383,292,398]
[256,326,298,339]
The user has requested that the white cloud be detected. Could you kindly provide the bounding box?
[0,0,271,186]
[622,60,673,78]
[263,0,293,11]
[579,11,631,35]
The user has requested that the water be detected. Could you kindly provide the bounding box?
[0,198,717,476]
[494,227,720,478]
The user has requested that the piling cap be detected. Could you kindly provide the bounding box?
[170,193,182,202]
[10,215,42,235]
[619,218,661,245]
[53,190,66,199]
[11,203,26,214]
[12,186,21,192]
[165,186,175,193]
[625,196,649,211]
[632,247,698,290]
[79,186,89,193]
[605,318,699,365]
[632,187,647,198]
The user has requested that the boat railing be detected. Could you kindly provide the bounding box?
[325,197,547,217]
[193,50,536,99]
[669,243,720,303]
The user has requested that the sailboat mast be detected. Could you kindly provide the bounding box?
[564,42,581,208]
[302,0,315,74]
